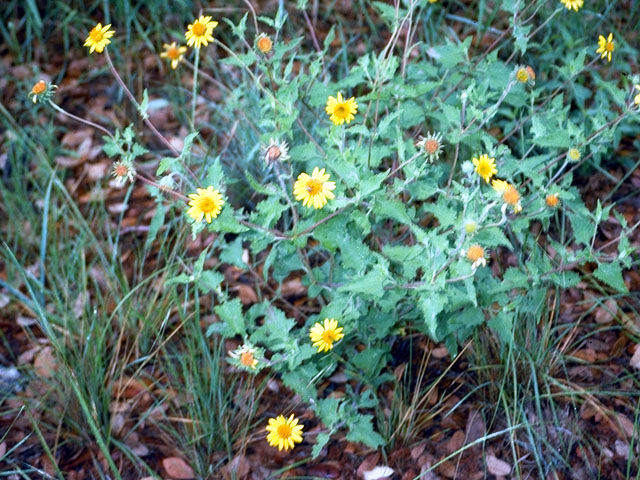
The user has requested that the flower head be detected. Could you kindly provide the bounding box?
[161,42,187,69]
[466,245,487,269]
[464,220,478,234]
[185,15,218,49]
[187,186,224,223]
[29,80,56,104]
[472,154,498,183]
[567,148,581,162]
[293,167,336,209]
[633,85,640,106]
[261,138,289,164]
[560,0,583,11]
[309,318,344,353]
[502,183,522,213]
[84,22,115,54]
[416,131,444,162]
[228,344,265,372]
[596,33,614,62]
[111,160,136,187]
[515,65,535,85]
[325,92,358,126]
[255,33,273,54]
[491,179,509,194]
[266,414,304,451]
[546,193,560,208]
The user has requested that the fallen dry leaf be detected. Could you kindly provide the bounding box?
[34,346,57,378]
[162,456,195,479]
[486,454,511,476]
[363,465,394,480]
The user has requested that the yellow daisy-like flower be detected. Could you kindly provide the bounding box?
[596,33,614,62]
[84,22,115,54]
[634,85,640,106]
[187,186,224,223]
[161,42,188,69]
[185,15,218,49]
[491,179,509,194]
[293,167,336,209]
[472,154,498,183]
[266,414,304,451]
[309,318,344,353]
[560,0,583,11]
[325,92,358,126]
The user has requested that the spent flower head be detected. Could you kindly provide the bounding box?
[29,80,56,104]
[546,193,560,208]
[325,92,358,126]
[465,245,487,269]
[560,0,583,11]
[111,160,136,187]
[266,414,304,451]
[187,186,224,223]
[84,22,115,54]
[309,318,344,353]
[596,33,614,62]
[255,33,273,54]
[261,138,289,164]
[293,167,336,209]
[185,15,218,49]
[472,154,498,183]
[228,344,265,372]
[416,131,444,162]
[161,42,187,69]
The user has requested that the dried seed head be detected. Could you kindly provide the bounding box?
[261,138,290,164]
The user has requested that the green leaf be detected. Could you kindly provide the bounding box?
[568,212,595,246]
[593,262,628,293]
[339,264,389,298]
[419,294,447,341]
[316,398,341,429]
[345,414,384,448]
[209,298,245,338]
[145,203,165,250]
[474,227,513,249]
[488,312,513,346]
[219,237,247,268]
[312,433,331,459]
[138,88,149,120]
[198,270,225,294]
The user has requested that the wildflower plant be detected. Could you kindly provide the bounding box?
[31,0,639,464]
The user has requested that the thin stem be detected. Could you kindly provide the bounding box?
[191,47,200,129]
[135,174,189,201]
[48,101,114,139]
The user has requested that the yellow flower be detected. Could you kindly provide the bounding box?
[266,414,304,451]
[560,0,583,11]
[161,42,187,69]
[596,33,614,62]
[185,15,218,49]
[472,154,497,183]
[634,85,640,106]
[546,193,560,208]
[293,167,336,209]
[84,22,115,54]
[567,148,581,162]
[187,186,224,223]
[256,33,273,54]
[491,179,509,194]
[309,318,344,353]
[428,0,438,3]
[325,92,358,125]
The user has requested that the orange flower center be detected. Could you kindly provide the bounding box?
[192,22,206,36]
[322,330,337,345]
[257,36,272,53]
[240,351,255,367]
[605,41,614,52]
[334,105,347,117]
[114,164,129,177]
[305,179,322,195]
[467,245,484,262]
[424,139,440,154]
[89,28,105,43]
[503,185,520,205]
[199,197,216,212]
[167,47,180,60]
[546,194,559,207]
[32,80,46,95]
[277,423,292,438]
